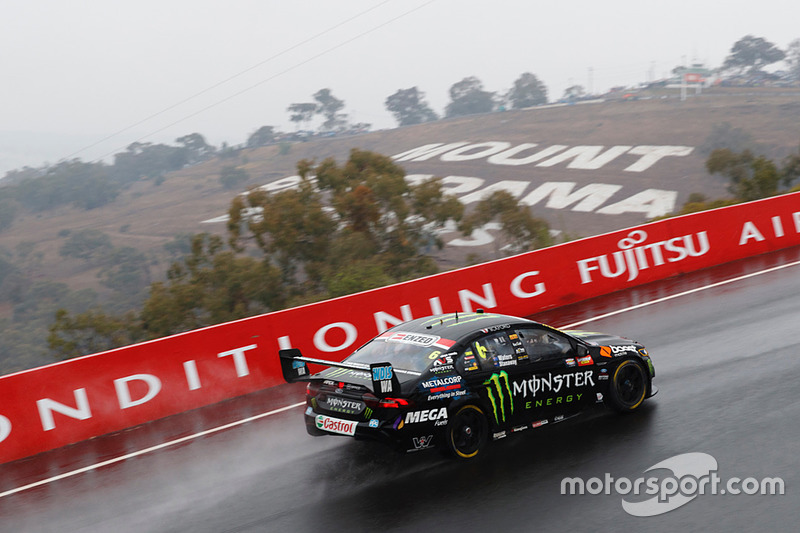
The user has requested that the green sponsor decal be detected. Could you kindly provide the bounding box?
[484,371,514,424]
[364,407,373,420]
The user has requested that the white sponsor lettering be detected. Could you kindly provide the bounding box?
[386,332,439,346]
[459,283,496,313]
[326,397,362,411]
[37,388,92,432]
[183,360,201,390]
[405,407,448,424]
[0,415,11,444]
[374,305,414,332]
[610,345,638,354]
[314,322,358,352]
[17,343,262,437]
[510,270,546,299]
[512,371,596,399]
[114,374,162,410]
[739,212,800,245]
[421,376,462,389]
[577,230,710,284]
[217,344,257,377]
[427,389,467,401]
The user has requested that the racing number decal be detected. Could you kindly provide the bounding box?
[474,342,488,359]
[428,350,442,360]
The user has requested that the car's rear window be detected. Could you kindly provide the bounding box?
[346,331,456,373]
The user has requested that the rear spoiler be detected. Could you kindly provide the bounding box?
[278,348,419,398]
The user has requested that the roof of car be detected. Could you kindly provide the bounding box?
[389,312,536,342]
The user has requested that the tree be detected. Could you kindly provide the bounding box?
[697,122,761,156]
[228,168,335,294]
[706,148,780,201]
[461,191,552,256]
[507,72,548,109]
[229,149,465,299]
[246,126,277,148]
[138,234,284,338]
[97,246,151,295]
[12,160,118,211]
[219,166,250,190]
[445,76,496,118]
[0,198,18,232]
[722,35,786,75]
[562,84,586,101]
[384,87,439,126]
[112,142,188,184]
[176,133,215,163]
[58,229,113,261]
[287,102,317,129]
[786,38,800,81]
[48,150,469,358]
[780,145,800,188]
[313,88,347,131]
[48,308,142,359]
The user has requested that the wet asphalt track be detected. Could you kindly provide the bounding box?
[2,247,799,532]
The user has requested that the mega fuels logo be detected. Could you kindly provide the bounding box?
[484,371,513,424]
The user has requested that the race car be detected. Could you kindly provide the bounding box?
[279,311,656,459]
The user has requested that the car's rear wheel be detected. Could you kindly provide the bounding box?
[447,404,489,459]
[607,359,648,413]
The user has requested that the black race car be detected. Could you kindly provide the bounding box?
[279,311,656,459]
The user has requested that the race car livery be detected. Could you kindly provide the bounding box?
[279,311,657,459]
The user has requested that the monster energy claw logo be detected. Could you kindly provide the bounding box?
[484,371,514,424]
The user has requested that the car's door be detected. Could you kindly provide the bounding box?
[512,326,598,421]
[456,329,530,432]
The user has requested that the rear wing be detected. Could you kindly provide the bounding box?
[278,348,419,398]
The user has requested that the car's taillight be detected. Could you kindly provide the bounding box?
[379,397,412,409]
[306,381,321,398]
[363,393,413,410]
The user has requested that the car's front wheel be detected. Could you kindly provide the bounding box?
[607,359,648,413]
[447,404,489,459]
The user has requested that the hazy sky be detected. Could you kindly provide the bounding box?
[1,0,797,175]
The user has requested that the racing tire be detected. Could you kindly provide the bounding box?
[447,404,489,459]
[607,359,648,413]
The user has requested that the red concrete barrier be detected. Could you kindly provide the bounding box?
[0,192,798,463]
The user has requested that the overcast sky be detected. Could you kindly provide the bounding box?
[1,0,797,175]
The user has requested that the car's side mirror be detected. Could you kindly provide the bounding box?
[576,345,589,357]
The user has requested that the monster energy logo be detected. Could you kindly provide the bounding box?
[363,407,373,420]
[484,371,514,424]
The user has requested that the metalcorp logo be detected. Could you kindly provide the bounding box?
[561,452,785,516]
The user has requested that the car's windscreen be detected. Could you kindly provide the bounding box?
[346,331,456,373]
